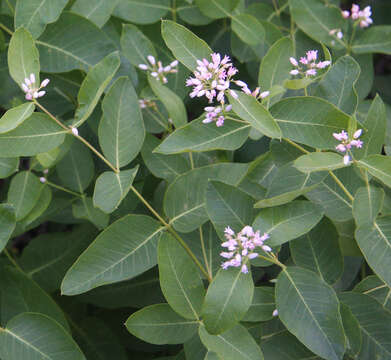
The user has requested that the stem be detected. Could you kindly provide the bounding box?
[130,185,212,282]
[283,138,310,154]
[199,227,212,279]
[34,100,69,131]
[347,24,358,54]
[46,180,84,198]
[189,152,195,169]
[267,2,289,21]
[304,86,308,96]
[328,170,354,202]
[0,22,13,36]
[171,0,177,22]
[4,249,24,273]
[257,253,286,269]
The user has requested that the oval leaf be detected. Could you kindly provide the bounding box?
[0,103,35,134]
[294,152,345,172]
[0,205,15,253]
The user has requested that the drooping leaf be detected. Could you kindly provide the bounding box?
[314,56,360,115]
[72,197,110,230]
[19,185,52,227]
[353,186,384,226]
[14,0,68,38]
[202,267,254,334]
[164,163,248,233]
[0,266,69,330]
[0,113,66,157]
[231,14,264,46]
[125,304,198,345]
[290,217,343,284]
[242,286,275,322]
[253,200,324,247]
[228,91,281,139]
[358,155,391,189]
[148,74,187,129]
[120,24,156,67]
[161,20,212,71]
[294,152,345,173]
[154,118,250,154]
[339,292,391,358]
[61,215,164,295]
[0,313,85,360]
[352,25,391,55]
[0,158,19,179]
[98,76,145,168]
[93,168,138,214]
[7,171,43,221]
[0,103,35,134]
[37,12,116,72]
[113,0,171,24]
[73,51,120,128]
[71,0,119,28]
[195,0,239,19]
[270,97,351,149]
[8,27,40,87]
[276,267,346,360]
[0,205,15,253]
[158,233,205,320]
[199,323,264,360]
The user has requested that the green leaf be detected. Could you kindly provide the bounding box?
[242,286,275,322]
[290,0,345,49]
[99,77,145,168]
[19,225,96,292]
[113,0,171,24]
[61,215,164,295]
[290,217,343,284]
[0,204,15,253]
[56,139,94,192]
[72,197,109,230]
[0,158,19,179]
[141,133,190,182]
[73,51,120,128]
[314,56,360,115]
[125,304,198,345]
[258,38,293,97]
[161,20,212,71]
[20,185,52,227]
[195,0,239,19]
[93,168,138,214]
[294,152,345,172]
[7,171,43,221]
[0,313,85,360]
[202,267,254,334]
[154,118,250,154]
[37,12,116,72]
[0,103,35,134]
[0,266,69,330]
[352,25,391,55]
[339,292,391,358]
[199,323,264,360]
[255,162,327,208]
[71,0,119,28]
[120,24,156,67]
[228,91,281,139]
[358,155,391,188]
[0,113,66,157]
[355,215,391,288]
[231,14,264,46]
[270,97,351,149]
[14,0,68,38]
[283,77,314,90]
[184,333,218,360]
[158,233,205,320]
[353,186,384,226]
[340,303,362,357]
[8,28,40,88]
[205,181,255,239]
[355,95,386,159]
[148,74,187,128]
[164,163,248,233]
[253,200,324,247]
[353,275,391,311]
[276,267,345,360]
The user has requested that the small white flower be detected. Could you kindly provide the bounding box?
[71,127,79,136]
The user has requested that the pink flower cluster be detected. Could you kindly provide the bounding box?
[139,56,178,84]
[221,225,271,274]
[342,4,372,28]
[21,73,49,100]
[186,53,269,127]
[333,129,363,165]
[289,50,331,77]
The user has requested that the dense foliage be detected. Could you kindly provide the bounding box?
[0,0,390,359]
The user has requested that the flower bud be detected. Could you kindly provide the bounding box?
[40,78,50,88]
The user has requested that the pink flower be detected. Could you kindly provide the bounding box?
[290,57,299,66]
[21,73,49,101]
[342,10,350,18]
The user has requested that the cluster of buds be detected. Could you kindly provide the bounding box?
[289,50,331,77]
[186,53,269,127]
[21,73,49,100]
[329,28,344,40]
[139,98,156,109]
[220,225,271,274]
[333,129,363,165]
[342,4,372,28]
[139,56,178,84]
